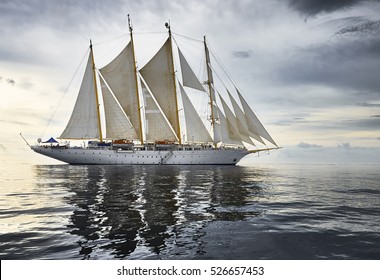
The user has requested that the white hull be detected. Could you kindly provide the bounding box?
[31,146,250,165]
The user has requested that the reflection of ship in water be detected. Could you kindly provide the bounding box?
[38,165,265,259]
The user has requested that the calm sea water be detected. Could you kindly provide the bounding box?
[0,162,379,260]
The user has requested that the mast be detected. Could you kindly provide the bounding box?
[165,22,182,144]
[89,40,103,142]
[204,36,216,147]
[128,14,144,144]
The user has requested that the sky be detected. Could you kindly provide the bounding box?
[1,0,380,164]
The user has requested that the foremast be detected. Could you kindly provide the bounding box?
[89,40,103,142]
[166,22,182,144]
[128,14,144,144]
[204,36,217,148]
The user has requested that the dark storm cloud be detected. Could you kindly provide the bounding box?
[275,36,380,94]
[335,19,380,35]
[322,16,380,36]
[288,0,374,16]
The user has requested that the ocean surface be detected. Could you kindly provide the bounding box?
[0,162,379,260]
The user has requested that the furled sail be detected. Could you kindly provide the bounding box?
[227,90,265,145]
[99,43,141,140]
[99,74,138,140]
[178,48,205,92]
[60,53,100,139]
[179,83,212,143]
[236,88,277,146]
[140,38,180,140]
[140,77,178,142]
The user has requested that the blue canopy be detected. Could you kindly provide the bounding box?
[42,137,58,143]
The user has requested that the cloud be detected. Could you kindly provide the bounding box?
[6,78,15,85]
[338,142,351,149]
[357,102,380,107]
[371,115,380,118]
[335,19,380,36]
[260,145,380,164]
[0,119,32,126]
[0,0,125,29]
[0,76,16,85]
[288,0,369,16]
[297,141,322,148]
[274,36,380,94]
[18,78,34,90]
[232,50,253,59]
[342,118,380,130]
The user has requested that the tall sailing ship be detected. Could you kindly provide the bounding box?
[31,18,279,165]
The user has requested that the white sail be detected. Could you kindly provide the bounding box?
[227,90,265,145]
[218,94,247,143]
[140,38,180,139]
[178,48,205,92]
[212,103,222,144]
[140,77,178,142]
[204,43,217,102]
[179,83,212,143]
[216,106,243,146]
[60,53,99,139]
[236,88,277,146]
[99,43,141,140]
[99,74,138,140]
[202,38,223,147]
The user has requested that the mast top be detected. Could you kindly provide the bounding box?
[128,14,133,33]
[165,21,171,35]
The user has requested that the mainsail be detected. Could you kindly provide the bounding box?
[203,37,219,146]
[140,77,178,142]
[140,38,180,141]
[179,83,212,143]
[60,51,100,139]
[99,73,138,140]
[99,43,141,140]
